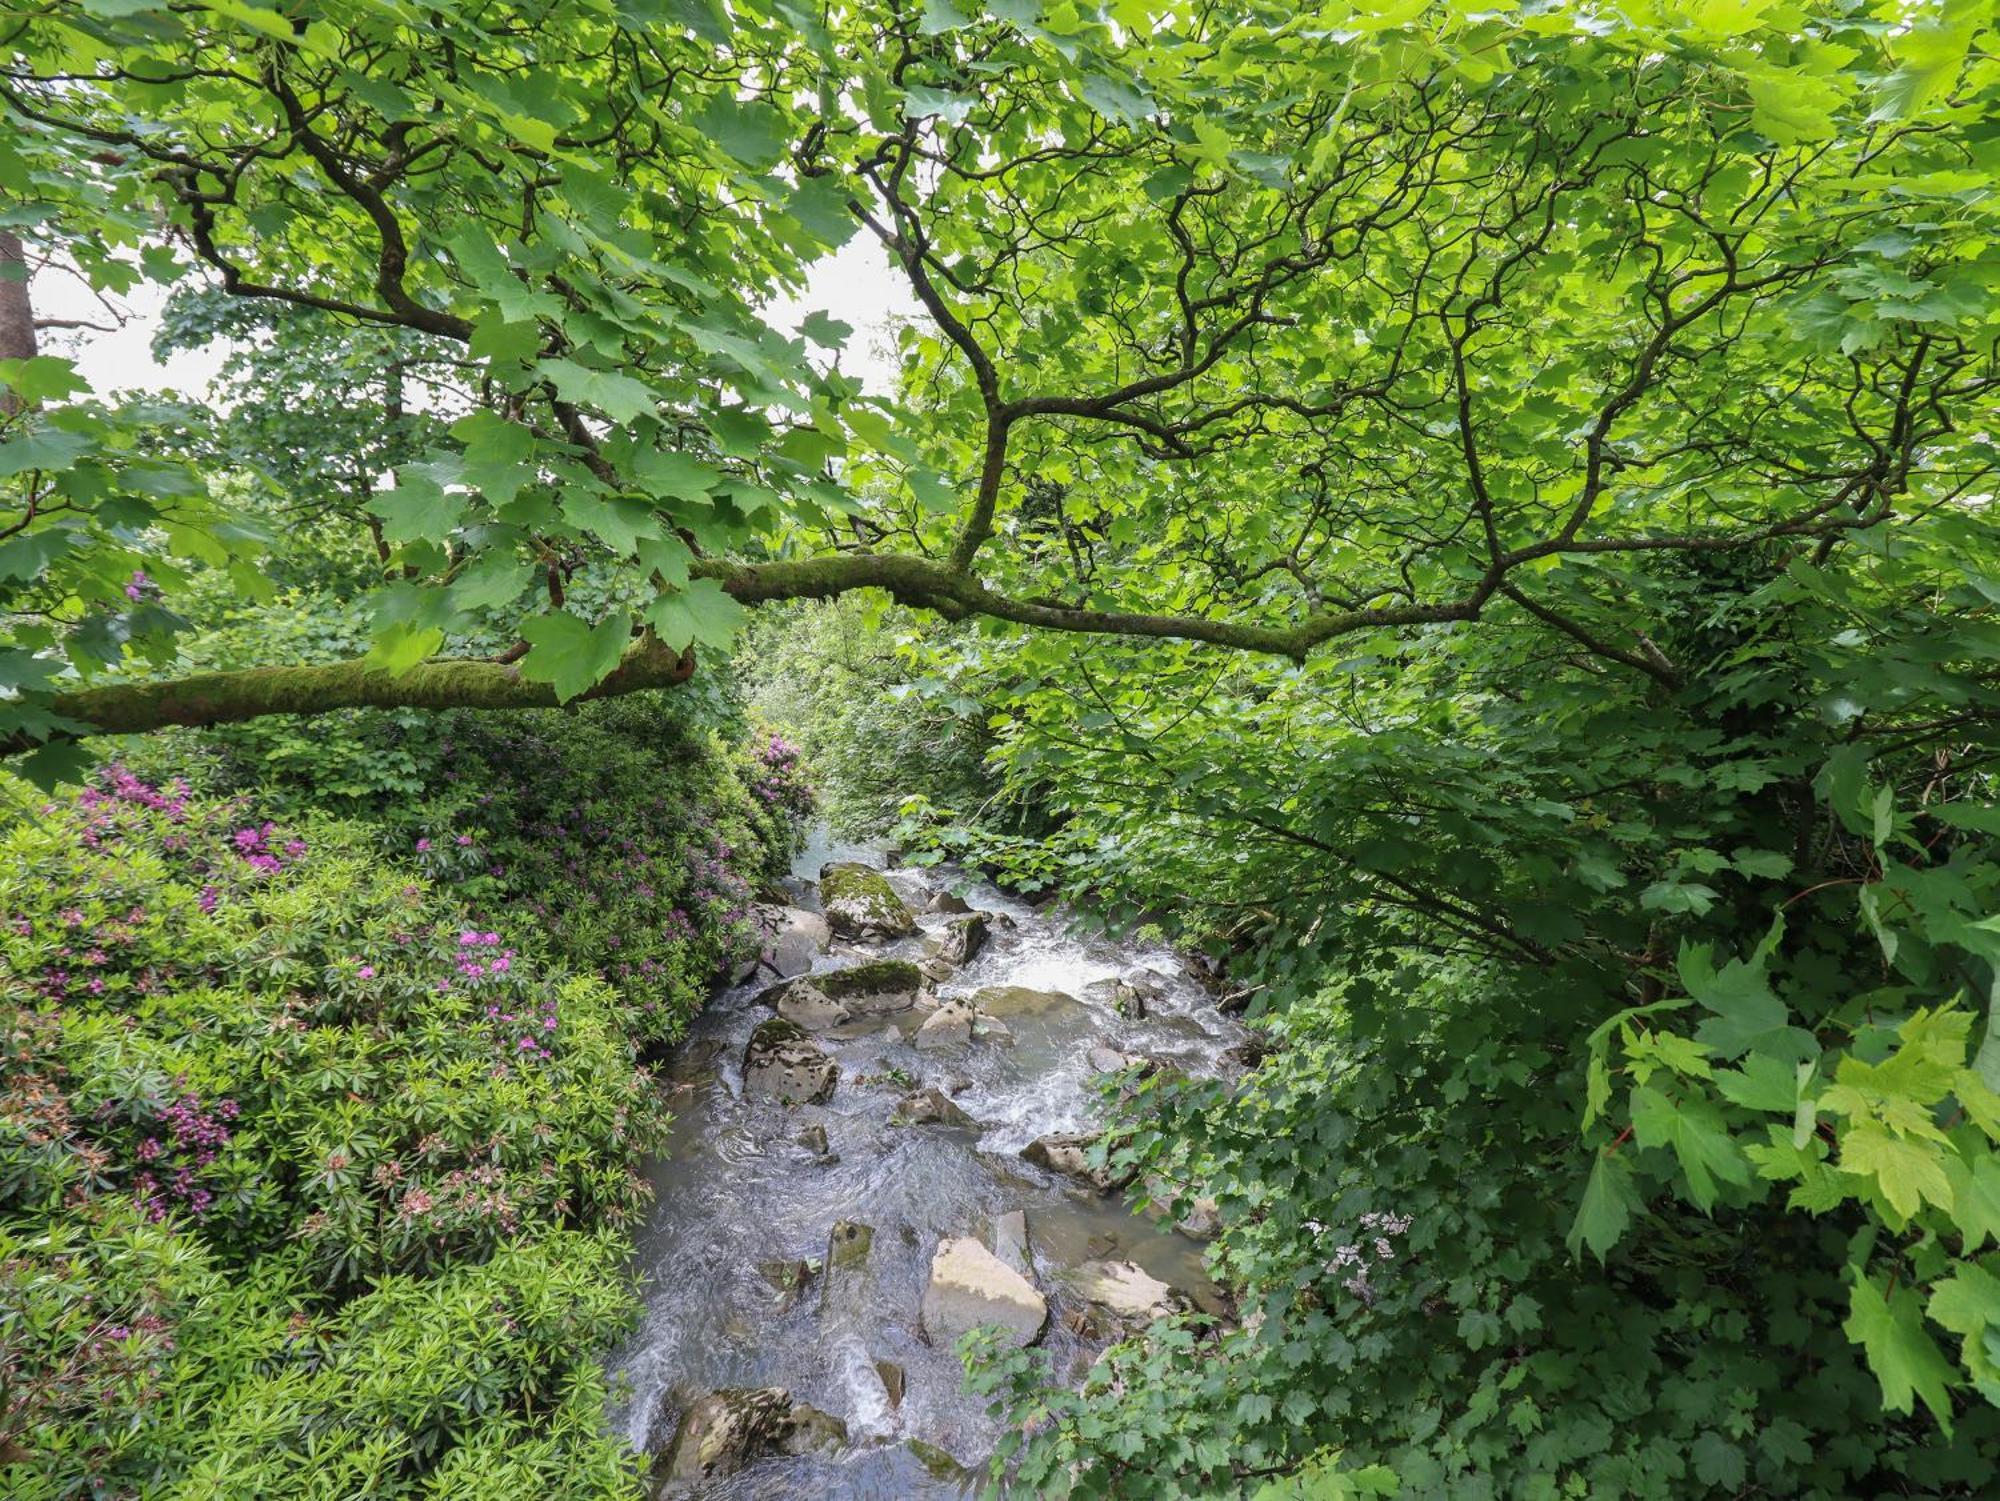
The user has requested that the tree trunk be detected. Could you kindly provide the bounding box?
[0,229,38,415]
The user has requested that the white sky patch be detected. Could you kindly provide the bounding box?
[34,234,920,404]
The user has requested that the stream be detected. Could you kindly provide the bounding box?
[609,832,1245,1497]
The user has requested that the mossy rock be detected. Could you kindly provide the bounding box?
[759,959,923,1019]
[819,861,917,939]
[907,1437,969,1480]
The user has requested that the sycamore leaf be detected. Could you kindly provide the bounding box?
[1943,1152,2000,1252]
[1840,1125,1954,1220]
[363,621,445,676]
[1567,1150,1640,1261]
[1845,1271,1958,1429]
[1630,1085,1752,1212]
[537,357,658,425]
[517,610,632,703]
[643,578,745,652]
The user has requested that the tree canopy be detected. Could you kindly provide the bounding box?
[3,0,1993,775]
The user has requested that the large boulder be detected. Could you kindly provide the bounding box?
[913,998,975,1050]
[659,1387,847,1484]
[742,1018,838,1105]
[760,959,923,1021]
[920,1236,1047,1348]
[969,984,1082,1021]
[820,862,917,940]
[752,904,832,980]
[1022,1130,1133,1192]
[767,979,851,1031]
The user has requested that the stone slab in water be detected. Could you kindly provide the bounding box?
[991,1209,1031,1274]
[760,958,923,1018]
[920,1236,1047,1348]
[661,1387,847,1484]
[969,983,1082,1020]
[742,1018,837,1105]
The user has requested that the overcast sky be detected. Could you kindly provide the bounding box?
[33,231,920,402]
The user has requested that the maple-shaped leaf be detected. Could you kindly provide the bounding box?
[1845,1271,1959,1430]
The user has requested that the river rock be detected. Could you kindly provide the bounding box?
[827,1219,874,1271]
[893,1085,974,1127]
[752,904,832,979]
[659,1387,847,1483]
[937,912,991,965]
[991,1209,1030,1274]
[795,1123,832,1158]
[914,998,975,1050]
[820,862,917,940]
[969,984,1081,1021]
[927,888,973,915]
[1071,1259,1188,1327]
[1087,1042,1143,1074]
[1022,1130,1133,1192]
[971,1013,1014,1045]
[768,980,850,1031]
[760,959,923,1021]
[742,1018,837,1105]
[907,1438,968,1480]
[1142,1175,1222,1240]
[920,1236,1047,1348]
[757,1258,816,1311]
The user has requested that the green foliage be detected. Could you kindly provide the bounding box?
[741,599,1016,835]
[0,768,657,1497]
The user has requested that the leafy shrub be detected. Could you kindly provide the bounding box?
[0,768,661,1498]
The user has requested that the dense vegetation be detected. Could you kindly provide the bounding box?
[1,697,808,1498]
[5,0,2000,1496]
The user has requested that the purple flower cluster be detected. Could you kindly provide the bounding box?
[132,1093,240,1221]
[231,822,306,875]
[749,731,816,818]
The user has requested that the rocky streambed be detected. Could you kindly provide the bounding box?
[612,832,1246,1497]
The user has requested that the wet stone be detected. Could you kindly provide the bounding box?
[893,1085,974,1128]
[1071,1258,1187,1329]
[937,911,991,965]
[991,1209,1031,1274]
[659,1387,847,1484]
[760,959,923,1020]
[969,983,1081,1020]
[1022,1130,1134,1193]
[914,998,975,1050]
[875,1360,905,1411]
[742,1018,838,1106]
[920,1236,1047,1349]
[827,1219,874,1271]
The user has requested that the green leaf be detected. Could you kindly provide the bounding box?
[517,611,633,703]
[1630,1085,1752,1212]
[1845,1271,1958,1429]
[1840,1126,1953,1220]
[1567,1150,1640,1261]
[537,357,658,425]
[694,95,788,169]
[643,578,744,652]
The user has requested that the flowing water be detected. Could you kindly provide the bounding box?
[610,833,1244,1497]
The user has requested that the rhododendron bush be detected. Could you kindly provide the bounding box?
[0,767,694,1498]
